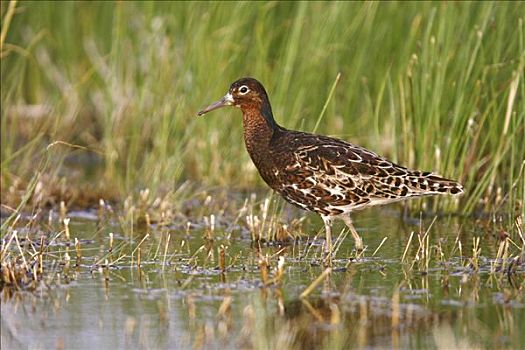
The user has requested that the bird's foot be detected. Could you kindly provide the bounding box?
[354,237,364,253]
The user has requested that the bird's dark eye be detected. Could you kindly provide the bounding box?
[239,85,250,95]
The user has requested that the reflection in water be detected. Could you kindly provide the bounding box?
[1,205,524,349]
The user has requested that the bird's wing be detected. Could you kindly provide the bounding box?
[273,131,462,214]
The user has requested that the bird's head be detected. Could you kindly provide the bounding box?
[197,77,270,116]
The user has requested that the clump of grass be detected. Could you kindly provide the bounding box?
[1,231,36,289]
[244,192,303,242]
[0,228,57,291]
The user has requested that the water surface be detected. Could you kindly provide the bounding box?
[1,203,524,349]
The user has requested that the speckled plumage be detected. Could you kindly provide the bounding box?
[198,77,464,256]
[261,131,463,216]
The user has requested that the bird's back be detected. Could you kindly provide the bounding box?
[261,129,463,216]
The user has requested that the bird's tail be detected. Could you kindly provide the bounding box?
[406,171,464,196]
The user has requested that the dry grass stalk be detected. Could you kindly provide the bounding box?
[75,238,81,266]
[63,217,71,240]
[59,200,67,221]
[259,255,269,285]
[372,237,388,257]
[108,232,114,253]
[38,235,45,275]
[162,233,170,272]
[471,236,481,271]
[401,231,415,263]
[218,244,226,273]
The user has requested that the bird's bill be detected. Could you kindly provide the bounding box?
[197,93,234,116]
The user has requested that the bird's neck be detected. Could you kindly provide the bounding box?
[241,104,279,165]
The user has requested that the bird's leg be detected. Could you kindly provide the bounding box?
[321,215,333,265]
[342,215,364,252]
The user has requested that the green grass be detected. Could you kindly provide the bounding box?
[1,1,524,218]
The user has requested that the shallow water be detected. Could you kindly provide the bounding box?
[1,203,524,349]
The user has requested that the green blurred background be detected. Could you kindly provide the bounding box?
[1,1,524,214]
